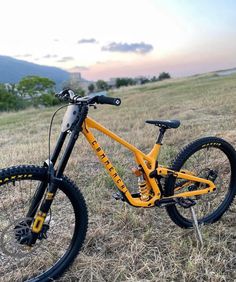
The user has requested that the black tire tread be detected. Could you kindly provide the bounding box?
[0,165,88,282]
[164,137,236,228]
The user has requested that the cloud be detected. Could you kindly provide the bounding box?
[15,54,32,58]
[57,56,74,62]
[70,66,89,71]
[43,54,58,59]
[96,61,106,65]
[78,38,97,44]
[95,60,119,65]
[102,42,153,54]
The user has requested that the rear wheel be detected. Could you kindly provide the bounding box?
[165,137,236,228]
[0,165,88,281]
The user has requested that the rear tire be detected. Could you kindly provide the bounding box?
[0,165,88,281]
[165,137,236,228]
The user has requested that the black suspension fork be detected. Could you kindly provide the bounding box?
[29,105,88,243]
[26,131,67,218]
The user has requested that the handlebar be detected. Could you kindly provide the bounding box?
[95,95,121,106]
[56,89,121,107]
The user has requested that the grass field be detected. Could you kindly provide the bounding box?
[0,72,236,281]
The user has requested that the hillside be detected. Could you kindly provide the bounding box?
[0,72,236,281]
[0,55,70,86]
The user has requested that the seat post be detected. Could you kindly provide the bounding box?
[156,127,166,144]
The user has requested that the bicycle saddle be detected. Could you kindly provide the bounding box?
[145,119,180,129]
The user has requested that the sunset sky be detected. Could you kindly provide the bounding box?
[1,0,236,80]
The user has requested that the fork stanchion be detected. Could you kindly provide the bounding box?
[190,206,203,247]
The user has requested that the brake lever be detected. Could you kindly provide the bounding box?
[55,89,77,101]
[89,104,97,109]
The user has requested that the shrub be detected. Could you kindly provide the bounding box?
[158,72,171,80]
[38,93,61,107]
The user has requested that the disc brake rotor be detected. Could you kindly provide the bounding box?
[0,217,42,258]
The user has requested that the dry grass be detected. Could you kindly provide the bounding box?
[0,72,236,281]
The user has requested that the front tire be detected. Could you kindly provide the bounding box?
[0,165,88,281]
[165,137,236,228]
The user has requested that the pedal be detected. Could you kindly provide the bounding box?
[112,192,125,201]
[155,198,177,208]
[176,197,196,208]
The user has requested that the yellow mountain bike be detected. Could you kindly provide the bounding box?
[1,89,236,281]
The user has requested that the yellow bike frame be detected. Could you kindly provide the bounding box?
[82,117,216,208]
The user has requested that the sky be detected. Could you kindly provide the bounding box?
[0,0,236,80]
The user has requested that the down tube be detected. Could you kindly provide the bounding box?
[84,116,161,197]
[82,125,157,207]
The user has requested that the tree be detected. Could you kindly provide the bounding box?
[0,84,24,111]
[18,76,55,98]
[150,76,158,82]
[96,80,108,91]
[4,83,18,95]
[139,77,150,85]
[39,93,61,106]
[115,77,136,88]
[88,83,95,93]
[158,72,171,81]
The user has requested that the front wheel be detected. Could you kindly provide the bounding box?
[0,165,88,281]
[165,137,236,228]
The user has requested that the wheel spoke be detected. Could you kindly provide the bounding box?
[166,138,236,228]
[0,166,87,281]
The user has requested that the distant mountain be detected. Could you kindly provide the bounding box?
[215,68,236,76]
[0,55,70,88]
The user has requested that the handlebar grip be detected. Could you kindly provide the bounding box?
[96,95,121,106]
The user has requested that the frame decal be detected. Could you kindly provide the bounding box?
[81,117,216,208]
[90,139,128,193]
